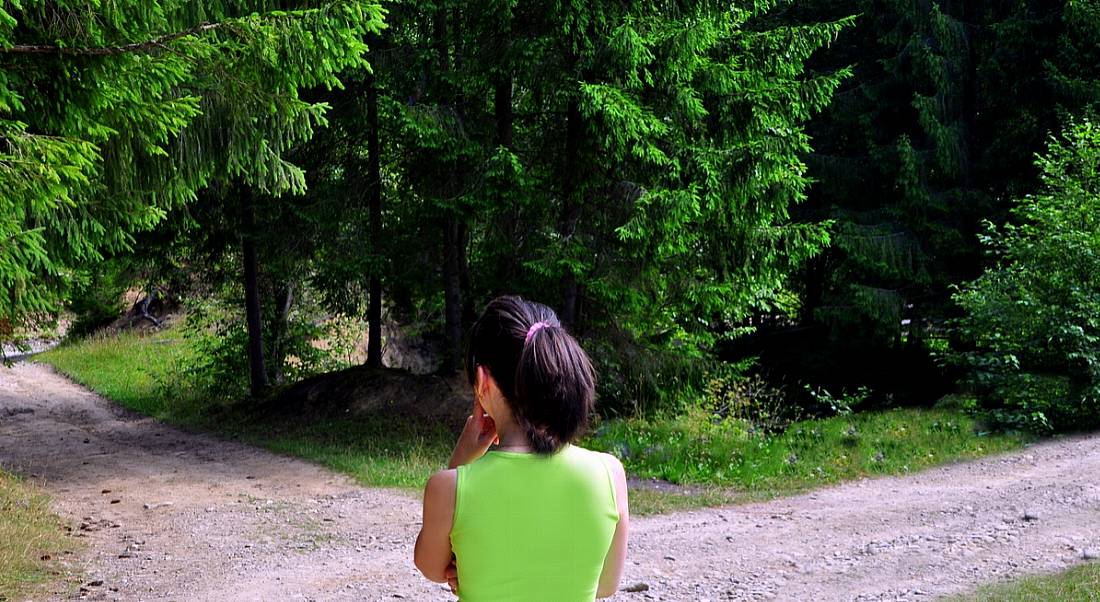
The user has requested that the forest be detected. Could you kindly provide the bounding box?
[4,0,1100,433]
[6,1,1100,599]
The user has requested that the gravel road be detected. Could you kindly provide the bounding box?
[2,361,1099,601]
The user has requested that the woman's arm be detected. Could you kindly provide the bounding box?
[596,454,629,598]
[415,394,496,587]
[413,469,457,583]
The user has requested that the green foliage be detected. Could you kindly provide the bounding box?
[803,383,871,417]
[585,333,711,417]
[798,0,983,355]
[0,1,385,337]
[788,0,1100,397]
[180,294,360,402]
[65,264,130,339]
[586,7,853,347]
[178,298,252,402]
[215,0,856,405]
[702,367,803,436]
[951,120,1100,432]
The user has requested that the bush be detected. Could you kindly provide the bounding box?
[66,263,129,338]
[950,120,1100,432]
[585,331,710,417]
[701,363,803,436]
[177,291,361,401]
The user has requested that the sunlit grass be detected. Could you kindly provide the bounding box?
[38,329,196,419]
[950,562,1100,601]
[582,406,1032,495]
[0,471,77,600]
[233,418,452,489]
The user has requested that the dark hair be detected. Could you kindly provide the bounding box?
[465,295,596,454]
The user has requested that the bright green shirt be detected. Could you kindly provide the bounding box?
[450,444,620,602]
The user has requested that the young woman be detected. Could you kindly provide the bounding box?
[414,295,629,600]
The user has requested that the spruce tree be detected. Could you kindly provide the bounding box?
[0,1,384,341]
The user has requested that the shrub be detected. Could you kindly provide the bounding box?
[803,384,872,418]
[585,331,710,417]
[66,263,129,338]
[701,364,803,436]
[949,120,1100,432]
[175,291,361,402]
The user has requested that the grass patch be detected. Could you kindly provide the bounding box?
[0,471,77,600]
[231,418,452,489]
[950,562,1100,601]
[38,329,196,420]
[582,406,1032,496]
[38,328,451,490]
[40,325,1033,513]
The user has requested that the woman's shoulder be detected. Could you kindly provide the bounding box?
[566,445,626,475]
[424,468,458,498]
[567,445,628,515]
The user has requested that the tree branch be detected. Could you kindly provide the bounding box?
[1,22,221,55]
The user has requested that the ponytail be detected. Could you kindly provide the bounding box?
[515,324,596,454]
[465,296,597,455]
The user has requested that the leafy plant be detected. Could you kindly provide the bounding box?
[803,384,872,417]
[177,292,359,402]
[702,364,803,436]
[950,120,1100,432]
[0,2,385,341]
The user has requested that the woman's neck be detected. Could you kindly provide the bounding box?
[493,415,533,451]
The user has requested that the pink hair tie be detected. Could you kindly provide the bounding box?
[524,321,551,344]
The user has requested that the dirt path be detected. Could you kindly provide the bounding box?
[2,362,1099,601]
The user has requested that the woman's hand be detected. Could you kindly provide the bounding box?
[447,397,498,469]
[445,559,459,595]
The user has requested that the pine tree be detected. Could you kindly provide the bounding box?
[787,0,1100,394]
[0,1,385,341]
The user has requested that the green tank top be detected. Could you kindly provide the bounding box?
[450,444,620,602]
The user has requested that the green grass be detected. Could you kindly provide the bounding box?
[40,325,1033,514]
[950,562,1100,601]
[39,328,452,490]
[582,406,1031,498]
[38,329,196,419]
[232,418,452,489]
[0,471,77,600]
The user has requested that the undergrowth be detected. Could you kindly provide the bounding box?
[582,406,1030,493]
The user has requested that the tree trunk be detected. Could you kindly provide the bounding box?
[366,71,384,369]
[495,74,513,149]
[270,283,293,384]
[494,59,518,283]
[241,189,270,397]
[442,217,464,372]
[458,221,475,324]
[436,7,464,373]
[801,254,828,327]
[559,98,583,327]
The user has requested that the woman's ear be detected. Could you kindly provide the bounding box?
[475,365,490,400]
[476,365,504,409]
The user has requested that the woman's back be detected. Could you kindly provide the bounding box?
[413,296,628,598]
[450,445,620,601]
